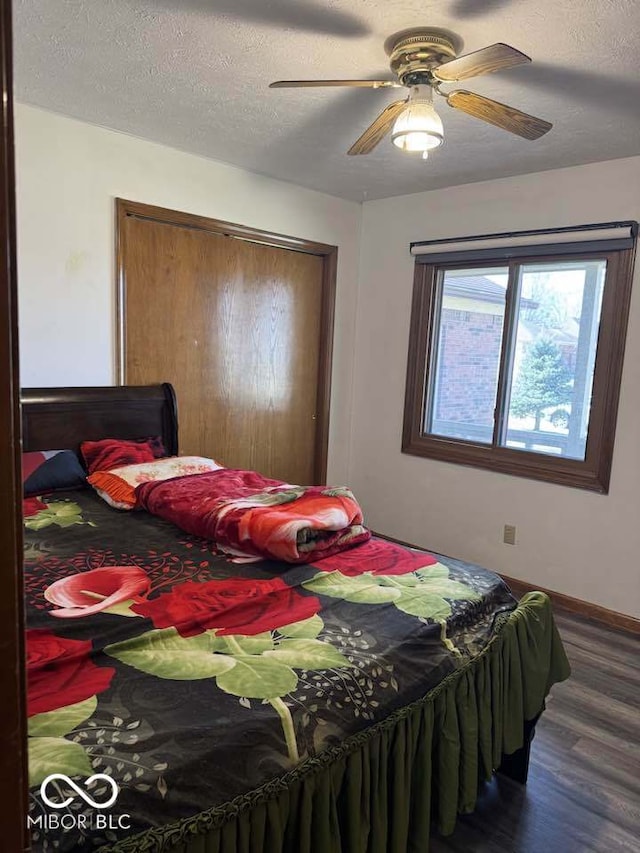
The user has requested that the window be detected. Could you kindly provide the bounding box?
[402,224,637,492]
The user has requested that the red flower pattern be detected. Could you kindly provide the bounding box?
[310,538,437,576]
[26,629,115,716]
[23,496,47,517]
[132,576,321,638]
[45,565,152,618]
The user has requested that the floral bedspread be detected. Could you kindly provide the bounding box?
[24,490,517,852]
[136,467,371,562]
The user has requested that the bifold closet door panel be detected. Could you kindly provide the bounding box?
[122,214,325,485]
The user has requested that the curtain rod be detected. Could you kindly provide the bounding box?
[410,220,638,256]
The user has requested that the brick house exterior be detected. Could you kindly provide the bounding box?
[435,306,503,427]
[431,275,507,438]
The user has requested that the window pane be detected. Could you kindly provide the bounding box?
[502,259,606,459]
[426,267,507,443]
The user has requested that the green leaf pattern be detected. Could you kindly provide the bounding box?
[27,695,104,789]
[215,655,298,699]
[303,562,483,661]
[106,628,237,680]
[303,562,481,623]
[24,500,93,531]
[29,736,94,788]
[263,638,353,669]
[301,572,401,605]
[28,696,97,738]
[278,614,324,639]
[103,615,356,762]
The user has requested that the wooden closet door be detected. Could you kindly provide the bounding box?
[121,209,331,485]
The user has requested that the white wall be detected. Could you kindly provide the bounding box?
[352,157,640,619]
[14,104,362,483]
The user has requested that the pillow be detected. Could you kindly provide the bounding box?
[80,436,166,474]
[22,450,87,497]
[87,456,223,509]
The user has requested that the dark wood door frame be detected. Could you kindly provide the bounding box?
[0,0,29,848]
[116,198,338,483]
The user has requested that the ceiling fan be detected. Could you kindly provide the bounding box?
[269,29,552,158]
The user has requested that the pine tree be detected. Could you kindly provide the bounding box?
[510,337,573,430]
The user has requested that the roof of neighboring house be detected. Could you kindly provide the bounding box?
[445,275,581,348]
[444,275,506,304]
[444,275,536,308]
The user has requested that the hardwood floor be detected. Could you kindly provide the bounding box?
[430,610,640,853]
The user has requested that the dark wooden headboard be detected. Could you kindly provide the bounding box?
[20,384,178,457]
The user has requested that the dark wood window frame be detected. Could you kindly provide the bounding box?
[402,241,637,493]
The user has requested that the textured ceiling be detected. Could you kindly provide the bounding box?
[13,0,640,201]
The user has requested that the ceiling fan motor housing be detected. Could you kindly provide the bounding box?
[388,31,457,85]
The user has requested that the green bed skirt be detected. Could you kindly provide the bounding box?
[109,592,570,853]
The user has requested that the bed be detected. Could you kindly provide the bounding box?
[22,384,570,853]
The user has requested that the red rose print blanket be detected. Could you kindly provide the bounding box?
[136,468,371,563]
[23,490,568,853]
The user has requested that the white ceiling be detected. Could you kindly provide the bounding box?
[13,0,640,201]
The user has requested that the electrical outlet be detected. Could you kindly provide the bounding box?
[503,524,516,545]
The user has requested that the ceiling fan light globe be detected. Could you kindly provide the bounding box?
[392,131,441,153]
[391,128,443,152]
[391,101,444,152]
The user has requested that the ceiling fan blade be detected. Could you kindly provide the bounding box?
[446,90,552,139]
[269,79,401,89]
[433,43,530,82]
[348,99,408,155]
